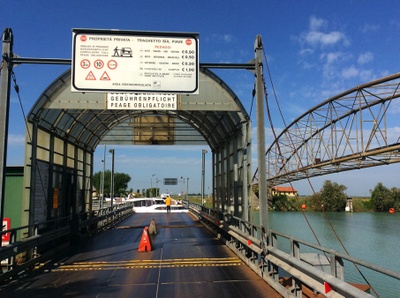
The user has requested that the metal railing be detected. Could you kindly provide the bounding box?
[186,201,399,297]
[0,202,133,282]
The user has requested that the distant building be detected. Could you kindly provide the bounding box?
[271,186,298,198]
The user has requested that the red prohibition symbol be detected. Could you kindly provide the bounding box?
[80,59,90,69]
[94,59,104,69]
[108,60,118,70]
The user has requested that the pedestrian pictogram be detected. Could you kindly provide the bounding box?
[100,71,111,80]
[85,71,96,80]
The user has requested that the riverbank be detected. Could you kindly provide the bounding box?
[288,196,374,212]
[186,195,377,212]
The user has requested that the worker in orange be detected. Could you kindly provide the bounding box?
[165,195,171,213]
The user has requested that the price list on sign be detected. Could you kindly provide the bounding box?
[72,29,199,94]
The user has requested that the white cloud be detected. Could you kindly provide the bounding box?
[206,34,236,43]
[387,99,400,114]
[321,51,350,65]
[357,52,374,65]
[341,66,359,79]
[361,23,380,34]
[309,16,327,31]
[358,69,374,82]
[300,16,350,48]
[320,52,350,82]
[305,30,347,47]
[8,134,25,146]
[299,48,314,57]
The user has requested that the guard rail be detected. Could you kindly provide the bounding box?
[186,201,400,297]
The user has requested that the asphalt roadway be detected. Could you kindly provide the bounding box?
[0,211,281,298]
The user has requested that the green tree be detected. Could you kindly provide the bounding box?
[145,188,159,197]
[391,187,400,211]
[311,180,347,212]
[272,194,288,210]
[92,170,131,197]
[371,183,393,211]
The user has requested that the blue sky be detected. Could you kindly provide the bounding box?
[2,1,400,196]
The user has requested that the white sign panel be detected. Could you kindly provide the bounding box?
[72,29,199,93]
[107,93,177,110]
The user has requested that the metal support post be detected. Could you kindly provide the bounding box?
[254,35,268,232]
[201,149,208,206]
[100,145,106,210]
[109,149,114,208]
[186,177,189,200]
[0,28,13,226]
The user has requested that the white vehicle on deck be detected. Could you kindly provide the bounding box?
[131,198,188,213]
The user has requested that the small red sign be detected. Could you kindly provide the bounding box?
[2,218,11,243]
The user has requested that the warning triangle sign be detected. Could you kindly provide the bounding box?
[100,71,111,80]
[85,71,96,80]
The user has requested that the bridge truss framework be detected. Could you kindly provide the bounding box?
[258,73,400,187]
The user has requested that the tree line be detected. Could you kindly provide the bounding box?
[92,170,160,198]
[92,170,131,197]
[291,180,400,212]
[92,170,398,212]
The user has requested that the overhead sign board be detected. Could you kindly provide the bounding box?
[164,178,178,185]
[72,29,199,94]
[107,93,177,110]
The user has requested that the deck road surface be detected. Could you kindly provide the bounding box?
[0,211,281,297]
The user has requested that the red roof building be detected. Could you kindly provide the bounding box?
[271,186,298,197]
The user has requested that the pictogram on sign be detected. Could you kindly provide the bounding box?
[100,71,111,80]
[108,60,118,69]
[85,71,96,80]
[80,59,90,69]
[94,59,104,69]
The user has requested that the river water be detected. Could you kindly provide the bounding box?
[255,211,400,297]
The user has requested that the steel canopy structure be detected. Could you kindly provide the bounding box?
[27,68,249,150]
[22,67,253,228]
